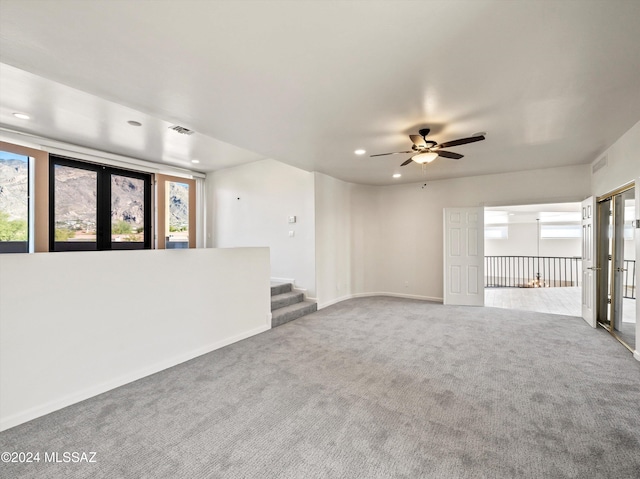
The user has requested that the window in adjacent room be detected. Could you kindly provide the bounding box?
[540,224,582,239]
[485,225,508,239]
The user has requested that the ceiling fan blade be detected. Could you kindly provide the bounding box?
[409,135,427,148]
[370,150,412,157]
[437,150,463,160]
[436,135,485,149]
[400,158,414,166]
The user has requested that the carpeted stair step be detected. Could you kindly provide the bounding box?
[272,301,317,328]
[270,282,292,296]
[271,291,305,311]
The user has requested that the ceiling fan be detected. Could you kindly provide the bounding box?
[370,128,485,166]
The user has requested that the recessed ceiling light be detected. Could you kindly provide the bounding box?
[392,173,401,178]
[127,120,142,127]
[13,112,30,120]
[191,160,200,164]
[354,149,366,155]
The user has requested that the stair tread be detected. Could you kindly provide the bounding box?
[273,301,316,316]
[270,290,305,311]
[271,300,317,318]
[272,291,303,301]
[270,282,292,296]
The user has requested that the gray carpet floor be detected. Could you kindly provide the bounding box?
[1,297,639,478]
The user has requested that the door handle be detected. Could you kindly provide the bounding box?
[587,267,601,270]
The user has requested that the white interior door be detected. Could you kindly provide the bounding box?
[443,207,484,306]
[581,196,596,328]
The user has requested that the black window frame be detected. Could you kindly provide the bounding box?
[49,155,151,252]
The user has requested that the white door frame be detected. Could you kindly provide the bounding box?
[581,196,596,328]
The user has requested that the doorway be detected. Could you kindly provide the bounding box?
[596,184,636,351]
[484,202,583,316]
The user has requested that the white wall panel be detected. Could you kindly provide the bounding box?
[450,228,461,256]
[468,265,480,294]
[468,228,478,256]
[0,248,270,430]
[450,266,461,294]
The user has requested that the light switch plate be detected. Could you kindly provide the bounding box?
[288,216,296,224]
[289,230,295,237]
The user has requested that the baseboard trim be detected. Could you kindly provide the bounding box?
[634,350,640,362]
[318,292,443,310]
[0,324,270,432]
[318,295,353,309]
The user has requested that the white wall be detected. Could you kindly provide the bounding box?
[207,159,590,307]
[208,159,316,296]
[314,173,353,306]
[313,164,591,306]
[0,248,271,431]
[364,165,591,302]
[591,121,640,197]
[314,173,381,307]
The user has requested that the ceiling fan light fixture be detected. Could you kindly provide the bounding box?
[412,152,438,164]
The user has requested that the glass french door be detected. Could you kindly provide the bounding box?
[596,185,636,351]
[49,155,151,251]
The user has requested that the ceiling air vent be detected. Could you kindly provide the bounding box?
[169,125,195,135]
[592,155,607,174]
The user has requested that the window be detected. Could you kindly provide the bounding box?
[49,155,151,251]
[165,181,190,249]
[485,225,508,239]
[0,150,30,253]
[540,224,581,239]
[156,174,196,249]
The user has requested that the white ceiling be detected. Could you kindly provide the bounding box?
[1,0,639,185]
